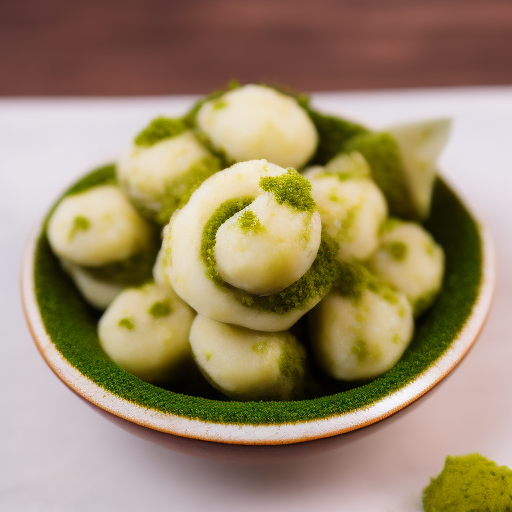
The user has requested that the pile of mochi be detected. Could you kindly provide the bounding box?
[47,84,449,401]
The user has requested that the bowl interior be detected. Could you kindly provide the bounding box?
[30,164,485,428]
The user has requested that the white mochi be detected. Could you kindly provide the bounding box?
[98,282,194,382]
[117,130,211,215]
[165,160,324,331]
[303,170,387,262]
[47,185,152,267]
[387,118,451,219]
[367,220,445,316]
[61,260,125,309]
[309,282,414,381]
[189,315,305,400]
[215,193,321,295]
[196,85,318,168]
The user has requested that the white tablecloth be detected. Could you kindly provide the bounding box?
[1,87,511,511]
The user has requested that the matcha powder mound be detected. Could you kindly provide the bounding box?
[422,454,512,512]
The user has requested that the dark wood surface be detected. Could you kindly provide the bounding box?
[1,0,511,96]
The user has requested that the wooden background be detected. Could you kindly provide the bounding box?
[1,0,511,96]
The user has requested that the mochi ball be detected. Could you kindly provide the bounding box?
[309,265,414,380]
[196,84,318,169]
[118,127,218,223]
[98,282,194,382]
[165,160,334,332]
[215,192,321,295]
[47,185,152,267]
[303,166,387,262]
[367,220,445,316]
[189,315,306,400]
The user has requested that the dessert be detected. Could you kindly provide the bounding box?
[165,160,335,333]
[303,153,388,262]
[195,84,318,168]
[367,219,445,317]
[308,263,414,380]
[189,315,306,400]
[98,282,194,382]
[45,83,451,400]
[117,118,221,225]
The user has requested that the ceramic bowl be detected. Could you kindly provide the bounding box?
[22,167,495,461]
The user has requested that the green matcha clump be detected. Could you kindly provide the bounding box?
[156,155,221,225]
[342,132,416,219]
[200,197,340,314]
[238,210,265,234]
[333,262,373,300]
[148,300,172,318]
[423,454,512,512]
[134,117,187,147]
[259,169,316,213]
[68,215,90,241]
[384,241,408,261]
[118,317,135,330]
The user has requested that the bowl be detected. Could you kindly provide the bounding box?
[22,166,495,460]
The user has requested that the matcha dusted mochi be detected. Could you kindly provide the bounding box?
[48,185,152,267]
[190,315,306,400]
[98,282,194,382]
[309,264,414,380]
[117,117,221,225]
[47,184,156,309]
[215,173,321,295]
[303,152,388,262]
[44,83,452,399]
[164,159,337,332]
[368,219,445,316]
[196,84,318,169]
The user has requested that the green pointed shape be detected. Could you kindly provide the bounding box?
[388,118,451,219]
[343,119,451,220]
